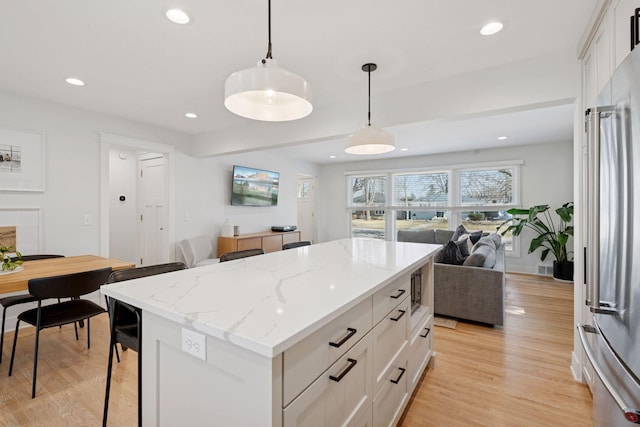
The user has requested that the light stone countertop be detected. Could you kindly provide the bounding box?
[101,238,441,357]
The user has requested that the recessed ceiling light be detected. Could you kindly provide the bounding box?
[166,9,191,25]
[497,136,508,140]
[480,22,504,36]
[329,155,336,159]
[400,148,409,152]
[185,113,198,119]
[65,77,85,86]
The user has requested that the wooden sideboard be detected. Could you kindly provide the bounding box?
[217,230,301,257]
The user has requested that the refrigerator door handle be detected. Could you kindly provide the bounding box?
[584,107,618,315]
[578,323,640,424]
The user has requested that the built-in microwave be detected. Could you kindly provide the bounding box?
[410,269,422,313]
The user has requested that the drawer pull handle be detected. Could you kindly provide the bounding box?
[329,358,357,382]
[390,309,406,322]
[390,367,406,384]
[329,328,357,348]
[420,327,431,338]
[390,289,406,299]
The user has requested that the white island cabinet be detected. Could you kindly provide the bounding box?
[101,238,440,427]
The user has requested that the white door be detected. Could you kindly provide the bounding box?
[138,154,169,265]
[297,176,316,243]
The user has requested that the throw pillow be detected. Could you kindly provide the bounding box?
[440,240,466,265]
[473,233,502,251]
[451,224,468,241]
[455,235,472,257]
[463,244,497,268]
[469,230,483,244]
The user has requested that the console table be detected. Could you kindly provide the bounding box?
[217,230,301,257]
[101,239,440,426]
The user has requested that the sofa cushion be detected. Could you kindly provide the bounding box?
[397,229,436,244]
[463,244,497,268]
[435,229,455,244]
[440,241,466,265]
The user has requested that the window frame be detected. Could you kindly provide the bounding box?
[345,160,522,255]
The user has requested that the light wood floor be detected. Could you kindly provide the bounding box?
[399,273,593,427]
[0,273,592,426]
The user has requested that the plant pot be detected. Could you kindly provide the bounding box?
[553,260,574,281]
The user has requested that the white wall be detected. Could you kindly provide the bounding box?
[0,90,191,256]
[0,90,321,260]
[317,141,574,274]
[174,150,320,258]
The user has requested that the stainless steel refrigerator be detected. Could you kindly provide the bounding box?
[581,47,640,425]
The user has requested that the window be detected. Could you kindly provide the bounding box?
[346,162,520,251]
[392,172,450,207]
[460,168,513,205]
[348,175,387,240]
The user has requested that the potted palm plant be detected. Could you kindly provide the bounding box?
[497,202,574,281]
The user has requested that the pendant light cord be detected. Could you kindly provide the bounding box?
[367,68,371,127]
[265,0,273,60]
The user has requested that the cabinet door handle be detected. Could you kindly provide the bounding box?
[420,327,431,338]
[390,367,406,384]
[329,328,357,348]
[329,358,357,382]
[390,289,406,299]
[390,309,406,322]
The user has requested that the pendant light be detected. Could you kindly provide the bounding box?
[224,0,312,121]
[345,63,395,155]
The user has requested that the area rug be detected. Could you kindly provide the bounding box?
[434,316,458,329]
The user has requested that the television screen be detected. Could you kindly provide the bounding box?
[231,165,279,206]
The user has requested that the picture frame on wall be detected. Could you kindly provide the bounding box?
[0,126,45,192]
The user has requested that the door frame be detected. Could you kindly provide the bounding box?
[99,133,176,260]
[296,174,317,243]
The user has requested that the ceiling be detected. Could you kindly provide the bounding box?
[0,1,598,163]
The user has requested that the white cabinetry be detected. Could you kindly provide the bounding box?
[284,263,433,427]
[613,0,640,68]
[283,334,373,427]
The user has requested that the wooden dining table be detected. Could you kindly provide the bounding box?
[0,255,135,295]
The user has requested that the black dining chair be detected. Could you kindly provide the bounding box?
[103,262,186,427]
[282,241,311,250]
[8,267,112,398]
[219,248,264,262]
[0,254,65,364]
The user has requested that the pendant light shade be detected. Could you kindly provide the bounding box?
[346,63,395,155]
[225,59,312,121]
[224,0,312,121]
[346,125,395,154]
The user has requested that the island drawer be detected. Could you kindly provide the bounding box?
[283,334,372,427]
[372,272,410,324]
[283,297,372,406]
[372,351,408,427]
[372,297,410,396]
[408,314,433,392]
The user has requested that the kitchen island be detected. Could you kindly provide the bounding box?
[101,238,441,426]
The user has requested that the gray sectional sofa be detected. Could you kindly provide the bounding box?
[398,228,506,326]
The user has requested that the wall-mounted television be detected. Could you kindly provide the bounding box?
[231,165,279,206]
